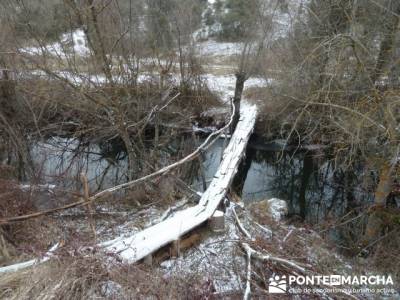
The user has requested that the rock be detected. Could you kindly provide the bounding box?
[248,198,288,222]
[267,198,288,221]
[209,210,225,232]
[101,280,123,298]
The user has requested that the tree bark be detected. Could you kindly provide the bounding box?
[119,128,139,181]
[231,72,246,132]
[232,145,255,196]
[0,69,32,180]
[362,161,395,246]
[298,153,313,220]
[65,0,114,84]
[371,3,400,85]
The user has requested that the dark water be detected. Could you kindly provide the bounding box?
[31,136,378,225]
[30,137,135,198]
[194,139,377,224]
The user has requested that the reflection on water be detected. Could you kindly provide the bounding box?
[30,137,375,224]
[197,139,375,224]
[31,137,128,191]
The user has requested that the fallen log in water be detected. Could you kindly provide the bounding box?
[0,103,256,272]
[102,103,257,263]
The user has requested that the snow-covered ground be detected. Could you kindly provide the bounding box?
[204,73,268,98]
[21,29,90,58]
[159,204,244,294]
[196,40,242,57]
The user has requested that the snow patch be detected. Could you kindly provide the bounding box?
[0,243,59,274]
[197,40,242,57]
[203,73,269,103]
[101,280,123,298]
[267,198,288,221]
[20,183,56,191]
[159,204,244,294]
[21,29,90,58]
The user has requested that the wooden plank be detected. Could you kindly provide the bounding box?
[103,104,257,263]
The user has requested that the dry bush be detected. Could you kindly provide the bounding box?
[14,77,220,140]
[123,187,151,208]
[0,179,62,265]
[0,179,35,264]
[122,175,182,208]
[148,176,181,206]
[0,180,34,218]
[370,229,400,284]
[245,205,400,293]
[247,208,350,276]
[177,83,221,115]
[0,249,215,300]
[0,253,107,300]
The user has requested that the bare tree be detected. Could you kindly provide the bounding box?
[264,0,400,245]
[231,0,276,130]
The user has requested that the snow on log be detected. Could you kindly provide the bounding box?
[102,103,257,263]
[0,243,59,274]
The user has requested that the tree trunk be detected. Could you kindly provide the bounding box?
[176,25,185,88]
[298,153,313,220]
[65,0,114,84]
[362,162,394,246]
[371,3,400,85]
[232,72,246,132]
[86,1,114,84]
[119,127,140,181]
[0,70,32,180]
[232,146,255,196]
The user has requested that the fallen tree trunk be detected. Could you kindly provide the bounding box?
[0,101,234,225]
[0,243,59,274]
[102,103,257,263]
[0,103,256,272]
